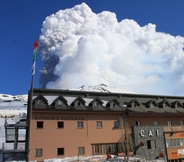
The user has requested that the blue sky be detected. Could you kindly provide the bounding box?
[1,0,184,95]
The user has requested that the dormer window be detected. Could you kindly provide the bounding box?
[150,103,155,108]
[95,102,98,106]
[106,98,120,109]
[89,98,104,110]
[145,100,157,108]
[129,99,140,108]
[71,96,86,110]
[171,101,182,108]
[38,100,42,105]
[159,99,170,108]
[58,100,63,105]
[163,102,170,108]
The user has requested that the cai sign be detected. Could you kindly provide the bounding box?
[140,129,159,137]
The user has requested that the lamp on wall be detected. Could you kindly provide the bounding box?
[159,153,164,157]
[140,141,144,146]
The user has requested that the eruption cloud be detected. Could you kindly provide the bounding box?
[38,3,184,95]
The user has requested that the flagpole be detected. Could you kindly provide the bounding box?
[26,41,38,161]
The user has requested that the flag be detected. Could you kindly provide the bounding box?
[31,41,38,75]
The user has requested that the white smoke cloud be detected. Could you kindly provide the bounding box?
[38,3,184,95]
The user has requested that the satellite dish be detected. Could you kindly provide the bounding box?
[13,115,21,123]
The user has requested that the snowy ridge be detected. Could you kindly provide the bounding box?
[78,84,134,93]
[0,94,28,109]
[0,94,28,102]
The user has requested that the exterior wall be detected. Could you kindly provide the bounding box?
[133,126,166,160]
[29,111,124,161]
[28,88,184,161]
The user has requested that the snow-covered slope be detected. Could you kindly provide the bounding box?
[0,94,28,109]
[0,94,28,102]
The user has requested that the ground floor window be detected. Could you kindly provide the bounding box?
[57,148,64,156]
[78,147,85,155]
[147,140,156,149]
[35,148,43,157]
[92,143,118,155]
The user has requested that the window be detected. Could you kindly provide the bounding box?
[93,145,102,154]
[94,102,99,106]
[35,148,42,157]
[38,99,42,105]
[77,121,83,128]
[37,121,43,128]
[180,121,184,126]
[166,139,169,148]
[92,144,117,155]
[96,121,102,128]
[58,122,64,128]
[173,139,177,146]
[57,148,64,156]
[109,144,116,153]
[150,103,155,108]
[136,121,141,126]
[147,140,156,149]
[58,100,63,105]
[154,121,159,126]
[168,121,172,127]
[177,103,181,108]
[78,147,85,155]
[164,103,168,108]
[114,121,119,128]
[180,138,183,146]
[168,138,184,147]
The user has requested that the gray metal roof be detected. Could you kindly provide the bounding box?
[31,88,184,114]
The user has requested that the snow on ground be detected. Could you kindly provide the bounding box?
[43,156,165,162]
[0,109,27,117]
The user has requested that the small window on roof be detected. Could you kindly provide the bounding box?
[177,103,181,108]
[38,99,42,105]
[94,102,98,106]
[150,103,155,108]
[58,100,63,105]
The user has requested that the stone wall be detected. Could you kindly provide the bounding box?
[132,125,166,161]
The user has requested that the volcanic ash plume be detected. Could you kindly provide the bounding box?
[38,3,184,95]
